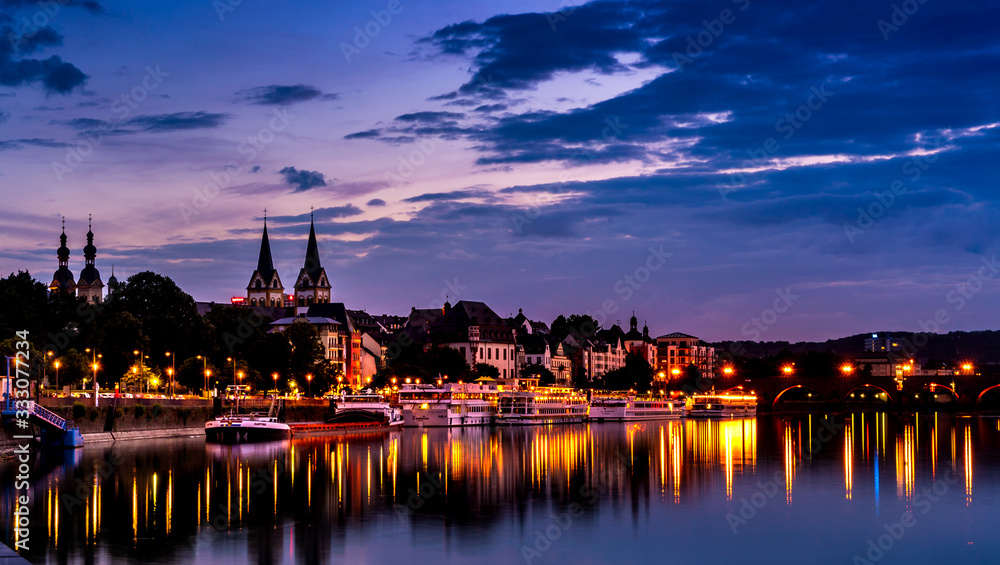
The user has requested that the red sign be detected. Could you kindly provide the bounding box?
[231,296,245,304]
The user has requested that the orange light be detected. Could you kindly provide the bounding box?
[961,363,972,371]
[782,365,794,375]
[841,364,854,374]
[722,366,734,376]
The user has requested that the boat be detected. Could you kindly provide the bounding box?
[496,386,589,425]
[205,387,291,443]
[325,393,403,426]
[589,394,685,421]
[399,379,499,427]
[686,391,757,418]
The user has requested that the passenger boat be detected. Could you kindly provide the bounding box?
[205,387,291,443]
[326,393,403,426]
[589,394,685,421]
[399,380,499,427]
[686,391,757,418]
[496,386,589,425]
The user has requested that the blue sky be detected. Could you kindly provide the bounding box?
[1,0,998,341]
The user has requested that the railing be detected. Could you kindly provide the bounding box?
[30,402,68,430]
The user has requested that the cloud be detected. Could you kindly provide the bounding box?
[344,129,381,140]
[279,166,327,192]
[60,111,231,135]
[0,137,67,150]
[264,205,363,223]
[402,188,492,203]
[366,198,386,207]
[235,84,338,106]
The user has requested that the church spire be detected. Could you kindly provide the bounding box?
[50,216,75,294]
[293,207,331,308]
[247,210,284,307]
[303,207,322,278]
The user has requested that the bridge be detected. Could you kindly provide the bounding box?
[2,399,83,448]
[707,373,1000,411]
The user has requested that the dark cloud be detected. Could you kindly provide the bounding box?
[366,198,386,206]
[60,111,231,135]
[395,111,464,123]
[344,129,381,140]
[279,166,327,192]
[0,137,67,150]
[264,205,363,223]
[403,189,491,203]
[235,84,338,106]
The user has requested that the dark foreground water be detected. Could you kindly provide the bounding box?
[2,414,998,564]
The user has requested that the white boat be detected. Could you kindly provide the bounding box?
[327,393,402,426]
[589,394,685,421]
[687,391,757,418]
[496,386,589,425]
[205,412,291,443]
[399,380,499,427]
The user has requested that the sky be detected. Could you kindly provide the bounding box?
[1,0,998,342]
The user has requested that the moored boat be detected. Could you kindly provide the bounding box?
[206,387,291,443]
[589,394,685,421]
[399,379,499,427]
[496,386,589,425]
[326,393,403,426]
[687,391,757,418]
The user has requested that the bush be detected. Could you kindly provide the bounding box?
[72,402,86,419]
[133,405,145,419]
[151,403,163,418]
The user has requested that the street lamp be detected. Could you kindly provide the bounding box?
[781,365,794,375]
[306,373,313,397]
[85,348,101,405]
[226,357,237,390]
[961,363,973,375]
[722,366,734,376]
[840,364,854,375]
[272,372,279,395]
[53,359,61,394]
[197,355,209,397]
[165,352,175,397]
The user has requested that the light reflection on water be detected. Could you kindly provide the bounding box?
[2,414,998,564]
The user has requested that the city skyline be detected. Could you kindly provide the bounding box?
[2,0,998,342]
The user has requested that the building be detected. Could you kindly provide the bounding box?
[420,300,517,379]
[864,333,901,353]
[293,214,331,308]
[622,312,657,367]
[550,341,573,385]
[246,216,285,307]
[49,218,76,295]
[75,217,103,304]
[655,332,716,383]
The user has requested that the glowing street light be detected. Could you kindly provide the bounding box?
[840,364,854,375]
[722,366,734,376]
[961,363,973,374]
[272,372,279,394]
[53,359,61,392]
[781,365,794,375]
[306,373,313,397]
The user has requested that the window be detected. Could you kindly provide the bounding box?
[488,348,491,360]
[503,349,506,360]
[256,280,262,288]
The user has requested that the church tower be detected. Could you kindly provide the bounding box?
[293,211,331,308]
[49,217,76,295]
[106,264,121,297]
[247,213,285,307]
[76,215,104,303]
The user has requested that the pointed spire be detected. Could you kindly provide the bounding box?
[57,216,70,259]
[256,215,275,281]
[303,212,322,276]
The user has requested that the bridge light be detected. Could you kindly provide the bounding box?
[722,366,734,376]
[840,364,854,374]
[781,365,794,375]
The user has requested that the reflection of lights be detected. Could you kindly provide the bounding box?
[964,426,973,505]
[784,425,794,504]
[844,423,853,500]
[895,425,915,500]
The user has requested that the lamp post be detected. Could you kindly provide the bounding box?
[197,355,209,397]
[45,351,52,396]
[272,372,279,395]
[226,357,237,392]
[306,373,313,397]
[53,359,60,394]
[85,348,101,406]
[165,352,175,397]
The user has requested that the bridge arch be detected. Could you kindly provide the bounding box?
[926,383,958,399]
[772,384,825,408]
[843,384,894,403]
[976,384,1000,403]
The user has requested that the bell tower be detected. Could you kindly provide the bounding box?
[293,208,331,310]
[247,211,285,307]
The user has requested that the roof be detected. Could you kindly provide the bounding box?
[301,217,325,282]
[77,265,102,285]
[518,332,549,354]
[253,221,277,283]
[442,300,507,327]
[656,332,700,340]
[306,302,357,332]
[270,316,341,326]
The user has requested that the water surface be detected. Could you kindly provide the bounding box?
[2,413,998,564]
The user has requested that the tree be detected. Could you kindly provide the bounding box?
[680,364,702,391]
[550,314,601,344]
[520,363,556,385]
[475,363,500,378]
[377,342,473,384]
[601,353,653,392]
[283,321,327,384]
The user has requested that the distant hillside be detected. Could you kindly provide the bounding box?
[711,330,1000,365]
